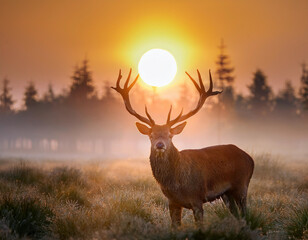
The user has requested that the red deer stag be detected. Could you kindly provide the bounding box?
[112,69,254,227]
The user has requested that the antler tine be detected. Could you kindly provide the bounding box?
[167,108,183,126]
[185,71,201,93]
[124,68,132,89]
[128,74,139,90]
[111,69,122,91]
[113,69,122,89]
[208,70,222,96]
[197,69,205,92]
[175,108,183,122]
[166,105,172,124]
[111,69,155,126]
[208,69,213,93]
[145,106,155,125]
[167,69,221,126]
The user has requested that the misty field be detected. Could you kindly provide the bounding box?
[0,154,307,240]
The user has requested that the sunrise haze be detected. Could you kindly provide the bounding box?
[1,0,308,108]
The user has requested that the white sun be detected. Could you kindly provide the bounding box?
[138,49,177,87]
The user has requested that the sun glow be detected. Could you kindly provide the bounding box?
[138,49,177,87]
[117,16,199,92]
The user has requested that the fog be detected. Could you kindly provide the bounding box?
[1,62,307,162]
[1,95,307,161]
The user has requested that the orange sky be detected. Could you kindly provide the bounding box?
[1,0,308,108]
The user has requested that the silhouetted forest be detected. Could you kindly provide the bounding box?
[1,45,308,158]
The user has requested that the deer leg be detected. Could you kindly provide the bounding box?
[169,201,182,228]
[222,194,230,208]
[232,188,248,217]
[225,194,240,218]
[238,195,247,216]
[223,194,240,217]
[192,203,204,226]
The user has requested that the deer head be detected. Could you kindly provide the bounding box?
[111,69,221,156]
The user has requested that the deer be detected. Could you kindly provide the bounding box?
[111,69,254,227]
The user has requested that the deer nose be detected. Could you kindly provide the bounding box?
[156,142,165,149]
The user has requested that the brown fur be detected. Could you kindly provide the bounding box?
[147,129,254,227]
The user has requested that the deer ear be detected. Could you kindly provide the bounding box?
[170,122,187,135]
[136,122,151,135]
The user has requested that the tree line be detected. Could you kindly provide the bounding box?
[1,51,308,118]
[0,43,308,151]
[214,40,308,118]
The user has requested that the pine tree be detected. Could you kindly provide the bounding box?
[299,63,308,110]
[275,81,297,113]
[24,82,38,109]
[216,39,235,88]
[70,59,95,100]
[0,78,14,113]
[248,69,273,115]
[215,40,235,108]
[43,84,55,102]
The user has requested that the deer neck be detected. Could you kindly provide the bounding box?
[149,143,181,187]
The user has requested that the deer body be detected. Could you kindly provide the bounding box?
[149,143,254,225]
[112,69,254,227]
[151,144,253,206]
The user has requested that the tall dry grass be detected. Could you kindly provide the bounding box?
[0,154,307,240]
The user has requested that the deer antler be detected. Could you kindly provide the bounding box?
[167,70,221,127]
[111,69,155,126]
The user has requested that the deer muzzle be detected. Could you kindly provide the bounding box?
[155,142,166,151]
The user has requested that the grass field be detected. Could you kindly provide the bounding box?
[0,154,307,240]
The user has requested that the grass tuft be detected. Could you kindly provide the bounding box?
[50,167,86,187]
[0,162,45,185]
[110,196,152,223]
[56,185,90,206]
[285,204,308,240]
[0,195,53,239]
[245,207,273,234]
